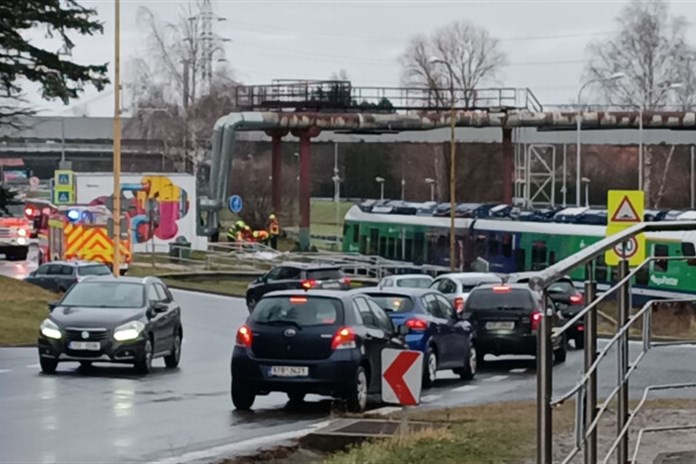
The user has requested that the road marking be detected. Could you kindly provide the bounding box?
[26,364,39,369]
[421,394,442,403]
[484,375,509,382]
[452,385,478,393]
[151,420,332,464]
[0,369,10,374]
[509,368,527,374]
[371,406,402,416]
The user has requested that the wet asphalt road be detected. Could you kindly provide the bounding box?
[2,252,696,463]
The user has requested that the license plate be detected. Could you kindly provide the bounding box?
[68,341,101,351]
[486,321,514,330]
[322,282,340,289]
[269,366,308,377]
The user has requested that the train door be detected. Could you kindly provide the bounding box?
[531,240,548,271]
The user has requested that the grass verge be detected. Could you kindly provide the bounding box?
[128,265,252,297]
[0,276,57,346]
[597,300,696,341]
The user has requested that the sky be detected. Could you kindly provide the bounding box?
[25,0,696,117]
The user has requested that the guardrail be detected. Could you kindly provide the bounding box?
[531,221,696,464]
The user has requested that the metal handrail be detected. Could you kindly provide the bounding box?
[632,424,696,464]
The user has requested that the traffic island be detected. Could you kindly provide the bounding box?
[0,276,57,346]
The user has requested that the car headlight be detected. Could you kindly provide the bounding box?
[17,228,27,237]
[113,321,145,342]
[40,319,62,340]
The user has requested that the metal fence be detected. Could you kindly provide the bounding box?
[532,221,696,464]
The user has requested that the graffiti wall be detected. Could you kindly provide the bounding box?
[75,173,207,252]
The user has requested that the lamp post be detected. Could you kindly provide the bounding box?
[375,177,385,200]
[429,56,457,271]
[581,177,591,207]
[112,0,122,277]
[638,82,683,190]
[425,178,435,201]
[576,72,625,206]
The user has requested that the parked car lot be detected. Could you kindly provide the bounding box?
[37,276,183,375]
[356,287,477,388]
[24,260,112,292]
[231,289,407,412]
[430,272,503,312]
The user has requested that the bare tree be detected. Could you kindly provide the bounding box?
[585,0,696,206]
[330,69,350,81]
[125,2,237,175]
[399,20,507,108]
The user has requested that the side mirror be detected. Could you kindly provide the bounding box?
[397,324,410,336]
[48,301,58,311]
[151,301,168,313]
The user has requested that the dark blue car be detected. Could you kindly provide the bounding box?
[356,287,477,388]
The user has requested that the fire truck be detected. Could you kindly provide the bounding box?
[37,204,132,273]
[0,201,31,261]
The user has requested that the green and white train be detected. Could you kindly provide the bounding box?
[342,204,696,302]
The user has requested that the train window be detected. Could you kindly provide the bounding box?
[488,234,500,256]
[531,241,547,271]
[514,248,526,271]
[654,244,669,272]
[359,234,368,254]
[681,242,696,266]
[595,255,608,282]
[475,234,487,256]
[379,236,387,257]
[404,238,413,261]
[352,224,359,242]
[414,232,424,264]
[502,233,513,258]
[635,266,649,286]
[369,228,378,255]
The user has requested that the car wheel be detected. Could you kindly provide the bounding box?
[39,357,57,374]
[231,378,255,410]
[554,336,568,364]
[134,337,153,374]
[345,366,368,413]
[422,347,438,389]
[164,331,182,368]
[287,392,305,404]
[459,342,477,381]
[574,334,585,350]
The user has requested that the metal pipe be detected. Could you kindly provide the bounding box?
[691,146,695,209]
[638,108,643,190]
[537,289,553,464]
[562,144,567,207]
[584,262,597,464]
[617,259,630,464]
[576,113,582,206]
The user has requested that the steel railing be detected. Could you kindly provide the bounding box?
[532,220,696,464]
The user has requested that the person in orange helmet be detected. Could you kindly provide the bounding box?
[267,213,280,249]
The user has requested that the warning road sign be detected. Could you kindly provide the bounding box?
[381,349,423,406]
[605,190,645,266]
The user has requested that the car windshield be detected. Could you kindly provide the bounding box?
[396,278,431,288]
[459,277,502,292]
[306,269,343,280]
[466,289,534,311]
[77,265,111,276]
[548,280,575,295]
[60,282,145,308]
[365,295,414,313]
[251,296,344,326]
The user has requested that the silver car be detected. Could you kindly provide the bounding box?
[430,272,503,313]
[377,274,434,290]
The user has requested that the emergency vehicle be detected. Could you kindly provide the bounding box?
[39,204,132,274]
[0,201,31,261]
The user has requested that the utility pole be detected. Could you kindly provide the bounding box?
[112,0,122,277]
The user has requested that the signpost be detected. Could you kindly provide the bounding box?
[381,348,423,435]
[53,169,75,205]
[605,190,645,266]
[228,194,243,214]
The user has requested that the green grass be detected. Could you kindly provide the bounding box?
[162,278,249,296]
[0,276,57,346]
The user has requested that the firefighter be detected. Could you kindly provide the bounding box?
[267,213,280,249]
[227,220,246,242]
[253,229,270,245]
[240,225,253,242]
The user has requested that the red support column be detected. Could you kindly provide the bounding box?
[502,128,514,204]
[266,129,288,213]
[291,126,321,251]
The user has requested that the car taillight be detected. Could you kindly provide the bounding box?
[570,294,584,305]
[342,277,351,286]
[454,297,465,312]
[301,279,316,290]
[236,324,253,348]
[331,327,356,350]
[577,324,585,332]
[493,286,512,293]
[531,311,542,331]
[405,318,428,331]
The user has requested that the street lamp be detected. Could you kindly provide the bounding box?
[576,72,625,206]
[581,177,591,207]
[375,177,385,200]
[401,178,406,201]
[425,178,435,202]
[429,56,457,271]
[638,82,683,190]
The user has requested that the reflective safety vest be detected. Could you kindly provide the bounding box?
[269,220,280,235]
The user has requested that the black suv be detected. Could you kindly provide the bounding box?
[245,263,351,310]
[37,276,183,375]
[462,284,567,364]
[25,260,112,292]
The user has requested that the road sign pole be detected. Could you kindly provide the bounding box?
[537,292,553,464]
[616,259,630,464]
[583,261,598,464]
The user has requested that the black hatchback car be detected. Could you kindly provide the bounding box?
[231,290,407,412]
[245,263,351,311]
[462,284,567,364]
[37,276,183,375]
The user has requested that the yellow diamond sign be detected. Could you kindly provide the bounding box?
[605,190,645,266]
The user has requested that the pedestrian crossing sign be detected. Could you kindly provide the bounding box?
[54,189,73,205]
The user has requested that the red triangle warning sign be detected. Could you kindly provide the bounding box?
[611,196,641,222]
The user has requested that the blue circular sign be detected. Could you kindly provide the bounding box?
[228,195,243,213]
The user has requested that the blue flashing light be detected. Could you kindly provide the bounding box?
[66,209,80,222]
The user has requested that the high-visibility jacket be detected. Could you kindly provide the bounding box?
[268,219,280,236]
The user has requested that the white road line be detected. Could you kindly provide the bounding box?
[151,420,332,464]
[484,375,509,382]
[0,369,10,374]
[26,364,39,369]
[509,368,528,374]
[452,385,478,393]
[371,406,402,416]
[421,394,442,403]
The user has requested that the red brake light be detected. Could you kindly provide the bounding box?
[577,325,585,332]
[290,296,307,304]
[342,277,351,286]
[331,327,356,350]
[493,286,512,293]
[405,318,428,331]
[236,324,253,348]
[531,311,542,331]
[301,279,316,290]
[570,294,584,305]
[454,297,465,312]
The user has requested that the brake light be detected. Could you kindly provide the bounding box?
[570,294,584,305]
[531,311,542,331]
[301,279,316,290]
[331,327,356,350]
[405,318,428,331]
[454,297,465,312]
[493,286,512,293]
[236,324,253,348]
[290,296,307,304]
[577,324,585,332]
[342,277,351,286]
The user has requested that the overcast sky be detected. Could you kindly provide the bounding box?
[27,0,696,117]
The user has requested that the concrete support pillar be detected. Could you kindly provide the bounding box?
[291,126,321,251]
[502,128,514,204]
[266,129,288,213]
